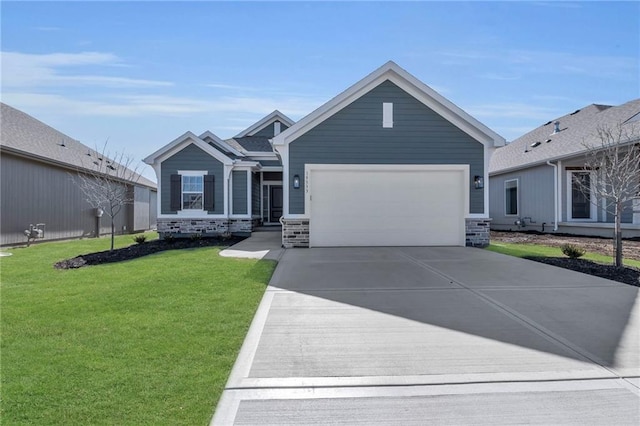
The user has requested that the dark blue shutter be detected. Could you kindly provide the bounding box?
[204,175,215,211]
[170,174,181,211]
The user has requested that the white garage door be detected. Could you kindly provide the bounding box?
[309,165,468,247]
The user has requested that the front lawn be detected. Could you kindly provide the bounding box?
[1,233,275,424]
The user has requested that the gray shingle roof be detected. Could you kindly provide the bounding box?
[489,99,640,175]
[0,103,156,188]
[228,136,274,152]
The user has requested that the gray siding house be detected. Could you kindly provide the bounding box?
[145,62,505,247]
[273,61,505,248]
[489,100,640,238]
[144,110,292,236]
[0,103,157,246]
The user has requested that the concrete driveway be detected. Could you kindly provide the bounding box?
[213,247,640,425]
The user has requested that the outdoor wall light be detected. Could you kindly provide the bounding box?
[474,175,484,189]
[293,174,300,189]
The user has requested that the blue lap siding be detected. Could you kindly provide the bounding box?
[232,170,248,214]
[288,80,485,214]
[254,121,289,138]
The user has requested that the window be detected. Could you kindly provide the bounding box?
[170,171,213,213]
[182,175,203,210]
[567,170,596,220]
[505,179,518,215]
[383,102,393,128]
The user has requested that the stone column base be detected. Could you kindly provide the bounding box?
[157,218,230,237]
[282,218,309,248]
[465,218,491,247]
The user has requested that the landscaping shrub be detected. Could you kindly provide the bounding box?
[561,243,586,259]
[133,234,147,244]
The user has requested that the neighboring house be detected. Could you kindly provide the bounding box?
[0,103,157,246]
[489,99,640,238]
[145,62,504,247]
[144,110,293,236]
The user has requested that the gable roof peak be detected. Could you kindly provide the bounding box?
[234,110,295,138]
[272,61,505,148]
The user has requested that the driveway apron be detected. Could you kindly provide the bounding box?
[212,247,640,425]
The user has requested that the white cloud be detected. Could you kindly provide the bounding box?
[1,92,323,119]
[33,26,62,32]
[467,102,563,120]
[438,48,637,80]
[480,73,521,81]
[0,51,173,88]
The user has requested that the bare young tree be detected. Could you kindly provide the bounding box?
[73,143,142,251]
[578,123,640,267]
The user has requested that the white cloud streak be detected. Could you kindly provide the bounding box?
[466,102,563,120]
[1,51,173,88]
[1,92,323,119]
[439,48,637,80]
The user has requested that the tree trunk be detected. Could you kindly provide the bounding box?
[111,219,115,252]
[614,202,623,267]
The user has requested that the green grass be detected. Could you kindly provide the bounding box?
[487,242,640,268]
[1,233,275,425]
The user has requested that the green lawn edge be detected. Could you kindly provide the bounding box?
[486,242,640,269]
[1,232,275,425]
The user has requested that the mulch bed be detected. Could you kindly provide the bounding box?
[524,257,640,287]
[54,236,245,269]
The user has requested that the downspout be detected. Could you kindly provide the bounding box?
[546,161,558,231]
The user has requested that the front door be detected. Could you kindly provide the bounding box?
[270,186,283,223]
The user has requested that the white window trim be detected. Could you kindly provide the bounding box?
[504,178,519,217]
[566,170,597,222]
[177,170,208,215]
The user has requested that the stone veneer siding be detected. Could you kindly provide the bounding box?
[157,218,261,236]
[281,218,491,248]
[465,218,491,247]
[281,218,309,248]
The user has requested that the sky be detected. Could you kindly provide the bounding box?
[2,1,638,181]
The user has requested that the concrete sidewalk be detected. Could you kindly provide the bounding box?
[219,230,283,261]
[213,247,640,425]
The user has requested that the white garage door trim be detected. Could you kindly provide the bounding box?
[305,164,469,247]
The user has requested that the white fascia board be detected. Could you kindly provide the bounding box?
[199,131,245,157]
[232,160,261,170]
[144,131,233,166]
[234,110,295,138]
[243,151,278,159]
[272,61,506,148]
